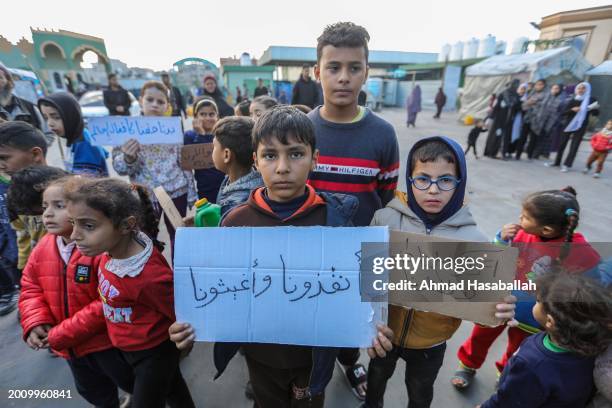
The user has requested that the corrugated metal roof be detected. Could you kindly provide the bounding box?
[258,46,437,66]
[586,60,612,75]
[222,65,275,72]
[399,58,485,72]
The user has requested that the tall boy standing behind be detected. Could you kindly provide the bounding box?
[307,22,400,398]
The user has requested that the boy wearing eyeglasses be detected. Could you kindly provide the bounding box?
[362,136,517,408]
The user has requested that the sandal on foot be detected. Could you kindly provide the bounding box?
[341,362,367,400]
[451,366,476,389]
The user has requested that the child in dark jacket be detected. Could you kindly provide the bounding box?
[465,119,488,159]
[169,106,394,407]
[0,173,19,315]
[38,92,108,177]
[184,98,225,202]
[479,273,611,408]
[18,173,133,407]
[211,116,263,218]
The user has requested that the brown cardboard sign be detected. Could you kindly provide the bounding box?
[153,186,185,230]
[386,230,519,326]
[180,144,214,170]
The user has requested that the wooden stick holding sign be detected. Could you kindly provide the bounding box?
[180,144,214,170]
[153,186,185,230]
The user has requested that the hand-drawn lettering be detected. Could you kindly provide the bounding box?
[87,116,182,146]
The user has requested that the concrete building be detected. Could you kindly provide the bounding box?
[222,65,275,101]
[537,5,612,65]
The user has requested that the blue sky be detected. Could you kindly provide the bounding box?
[4,0,610,70]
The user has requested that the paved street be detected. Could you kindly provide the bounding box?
[1,108,610,407]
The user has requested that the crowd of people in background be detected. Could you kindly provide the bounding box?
[0,20,610,408]
[481,78,606,176]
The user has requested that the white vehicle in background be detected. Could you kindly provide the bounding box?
[79,90,140,120]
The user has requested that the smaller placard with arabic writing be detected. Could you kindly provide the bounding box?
[180,143,214,170]
[88,116,183,146]
[173,226,388,347]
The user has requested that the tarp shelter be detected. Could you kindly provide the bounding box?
[459,47,592,120]
[587,61,612,128]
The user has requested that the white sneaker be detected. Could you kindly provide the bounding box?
[582,168,590,174]
[560,166,569,173]
[593,173,601,179]
[544,162,557,168]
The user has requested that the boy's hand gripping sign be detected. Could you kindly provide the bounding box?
[173,226,388,348]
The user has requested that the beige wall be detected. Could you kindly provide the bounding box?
[539,7,612,65]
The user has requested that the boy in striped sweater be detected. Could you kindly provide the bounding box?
[307,21,400,400]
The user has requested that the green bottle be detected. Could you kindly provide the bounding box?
[193,198,221,227]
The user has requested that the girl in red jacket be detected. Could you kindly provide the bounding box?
[19,172,134,407]
[65,177,195,408]
[452,186,601,389]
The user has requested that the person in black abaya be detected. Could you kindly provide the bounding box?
[484,79,521,158]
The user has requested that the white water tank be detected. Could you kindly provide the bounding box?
[449,41,464,61]
[438,43,451,62]
[495,41,507,55]
[463,38,479,59]
[511,37,529,54]
[477,35,496,58]
[239,52,251,66]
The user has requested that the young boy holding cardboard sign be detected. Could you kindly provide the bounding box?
[363,137,517,408]
[169,106,394,407]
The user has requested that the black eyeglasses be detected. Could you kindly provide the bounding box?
[408,175,461,191]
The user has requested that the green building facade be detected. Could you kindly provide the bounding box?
[0,28,111,93]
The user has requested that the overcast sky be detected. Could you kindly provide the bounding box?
[3,0,609,71]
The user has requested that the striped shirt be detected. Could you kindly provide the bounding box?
[307,107,399,226]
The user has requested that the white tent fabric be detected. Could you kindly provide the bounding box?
[459,47,592,120]
[465,47,592,78]
[586,60,612,76]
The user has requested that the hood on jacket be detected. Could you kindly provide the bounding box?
[387,192,477,230]
[248,184,325,221]
[318,192,358,227]
[405,136,467,230]
[220,169,263,197]
[245,185,358,226]
[38,92,84,146]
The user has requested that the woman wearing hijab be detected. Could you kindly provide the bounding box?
[508,83,529,158]
[406,85,422,127]
[198,74,234,118]
[433,87,447,119]
[484,79,521,158]
[38,92,109,177]
[530,83,564,159]
[515,79,547,160]
[547,82,599,172]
